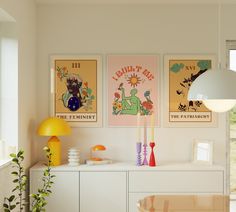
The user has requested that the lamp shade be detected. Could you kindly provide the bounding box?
[92,145,106,151]
[188,69,236,112]
[37,117,71,136]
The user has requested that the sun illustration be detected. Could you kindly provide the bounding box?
[127,73,141,87]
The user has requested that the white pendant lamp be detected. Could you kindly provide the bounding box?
[188,69,236,112]
[188,4,236,113]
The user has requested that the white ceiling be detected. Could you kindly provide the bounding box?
[35,0,236,5]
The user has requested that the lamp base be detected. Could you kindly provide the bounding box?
[48,136,61,166]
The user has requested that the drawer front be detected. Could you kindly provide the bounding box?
[129,171,224,193]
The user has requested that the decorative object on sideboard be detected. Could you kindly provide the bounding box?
[136,112,142,166]
[37,117,72,166]
[86,145,112,165]
[68,147,80,166]
[136,142,142,166]
[192,140,213,165]
[142,115,148,165]
[149,113,156,166]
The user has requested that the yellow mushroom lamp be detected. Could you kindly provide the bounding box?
[37,117,71,166]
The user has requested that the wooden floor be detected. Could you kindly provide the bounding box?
[138,195,229,211]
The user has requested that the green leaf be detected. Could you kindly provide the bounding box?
[13,179,18,183]
[197,60,211,70]
[62,91,71,107]
[3,203,9,208]
[170,63,184,73]
[4,209,10,212]
[12,158,18,163]
[12,187,17,192]
[87,88,92,95]
[18,150,24,155]
[8,195,15,202]
[10,153,16,158]
[10,205,16,210]
[11,171,18,175]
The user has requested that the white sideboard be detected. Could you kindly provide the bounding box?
[30,162,225,212]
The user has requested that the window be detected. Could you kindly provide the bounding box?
[227,40,236,196]
[0,11,18,162]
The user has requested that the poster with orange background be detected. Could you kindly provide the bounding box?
[51,55,102,127]
[164,55,217,127]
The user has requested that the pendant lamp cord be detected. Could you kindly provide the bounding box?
[218,1,222,69]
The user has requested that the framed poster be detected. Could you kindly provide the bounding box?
[164,55,217,127]
[107,55,160,127]
[192,139,213,165]
[50,55,102,127]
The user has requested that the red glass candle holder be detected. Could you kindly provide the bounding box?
[149,142,156,167]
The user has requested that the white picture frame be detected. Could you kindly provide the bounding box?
[192,140,213,165]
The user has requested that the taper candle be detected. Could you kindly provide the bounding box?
[144,115,147,144]
[137,112,141,142]
[151,113,154,141]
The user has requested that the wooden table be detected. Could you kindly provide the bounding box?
[138,195,229,212]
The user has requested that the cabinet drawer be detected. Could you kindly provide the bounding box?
[129,171,223,193]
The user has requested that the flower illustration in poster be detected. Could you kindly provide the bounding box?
[52,58,100,125]
[107,55,159,126]
[56,66,95,112]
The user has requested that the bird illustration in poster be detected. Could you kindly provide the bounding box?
[170,60,211,112]
[107,55,159,126]
[168,56,216,126]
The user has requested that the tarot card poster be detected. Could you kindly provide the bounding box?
[164,55,217,127]
[107,55,159,126]
[51,55,102,127]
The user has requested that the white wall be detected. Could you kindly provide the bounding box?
[0,0,36,208]
[36,4,231,166]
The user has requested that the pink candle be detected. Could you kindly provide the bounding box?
[137,112,141,142]
[144,115,147,144]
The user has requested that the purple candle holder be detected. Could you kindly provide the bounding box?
[142,143,148,165]
[136,142,142,166]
